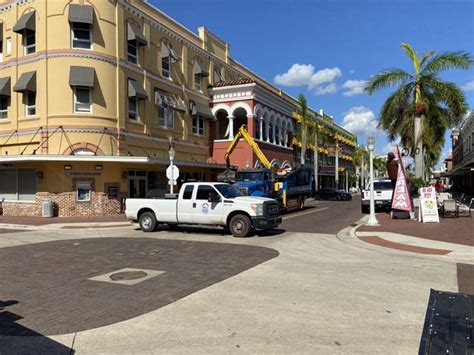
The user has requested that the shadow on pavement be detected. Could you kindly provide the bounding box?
[0,300,74,354]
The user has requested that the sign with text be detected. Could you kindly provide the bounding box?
[419,186,439,223]
[391,162,412,212]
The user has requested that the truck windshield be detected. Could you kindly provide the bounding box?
[235,172,263,182]
[215,184,243,198]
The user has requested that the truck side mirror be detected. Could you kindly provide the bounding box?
[208,192,220,203]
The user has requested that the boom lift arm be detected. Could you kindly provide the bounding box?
[224,125,272,169]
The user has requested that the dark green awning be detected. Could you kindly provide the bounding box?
[190,100,213,119]
[127,23,147,46]
[68,4,94,25]
[128,80,147,100]
[13,11,36,33]
[194,61,209,77]
[69,66,95,87]
[13,71,36,93]
[0,77,10,97]
[0,22,3,39]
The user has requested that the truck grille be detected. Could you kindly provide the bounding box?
[264,202,280,217]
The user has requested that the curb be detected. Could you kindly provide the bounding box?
[0,222,134,230]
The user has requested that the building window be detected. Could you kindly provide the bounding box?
[71,23,92,49]
[128,40,138,64]
[128,97,138,120]
[213,68,223,84]
[162,54,170,78]
[0,97,7,119]
[194,73,202,91]
[192,115,204,135]
[0,38,3,62]
[0,169,37,201]
[23,30,35,55]
[76,181,91,202]
[157,101,175,128]
[25,92,36,116]
[74,87,92,113]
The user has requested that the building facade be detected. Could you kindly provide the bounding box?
[449,111,474,194]
[0,0,356,217]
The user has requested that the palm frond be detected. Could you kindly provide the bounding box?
[421,51,473,75]
[401,42,421,75]
[365,69,413,94]
[421,77,468,121]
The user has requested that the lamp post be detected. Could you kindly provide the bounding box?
[168,146,176,195]
[366,134,379,226]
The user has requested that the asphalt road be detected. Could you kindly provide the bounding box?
[281,194,363,234]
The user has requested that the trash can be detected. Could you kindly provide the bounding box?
[42,199,53,218]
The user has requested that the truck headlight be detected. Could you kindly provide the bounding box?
[251,204,264,216]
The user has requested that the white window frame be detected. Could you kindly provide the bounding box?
[76,181,91,202]
[128,41,138,64]
[194,72,202,91]
[157,96,175,129]
[128,97,138,121]
[25,92,36,117]
[192,115,205,135]
[73,86,92,114]
[23,31,35,55]
[162,55,170,78]
[0,96,8,119]
[71,23,92,50]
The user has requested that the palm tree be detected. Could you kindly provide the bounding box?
[365,43,472,179]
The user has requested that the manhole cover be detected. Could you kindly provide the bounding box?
[110,271,147,281]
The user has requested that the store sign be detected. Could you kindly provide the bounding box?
[418,186,439,223]
[65,171,101,177]
[392,164,411,212]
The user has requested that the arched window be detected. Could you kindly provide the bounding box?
[161,40,180,78]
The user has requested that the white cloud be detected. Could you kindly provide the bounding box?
[342,80,367,96]
[274,64,342,95]
[314,83,337,96]
[350,69,356,75]
[461,80,474,91]
[381,137,401,156]
[342,106,378,136]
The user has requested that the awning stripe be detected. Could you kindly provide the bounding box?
[13,11,36,33]
[69,66,95,87]
[13,71,36,93]
[68,4,94,25]
[127,23,147,46]
[0,77,11,97]
[128,80,148,100]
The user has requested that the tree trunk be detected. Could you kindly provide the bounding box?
[414,114,424,179]
[300,122,306,167]
[313,131,318,191]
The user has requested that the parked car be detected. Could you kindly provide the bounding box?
[317,188,352,201]
[125,182,282,238]
[361,178,393,213]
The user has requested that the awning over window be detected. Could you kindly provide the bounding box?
[13,71,36,93]
[194,61,209,77]
[154,91,186,112]
[68,4,94,25]
[161,42,180,63]
[189,100,214,119]
[0,77,11,97]
[127,23,147,46]
[69,66,95,87]
[128,79,148,100]
[13,11,36,33]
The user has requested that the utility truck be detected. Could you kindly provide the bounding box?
[219,125,313,211]
[125,182,282,238]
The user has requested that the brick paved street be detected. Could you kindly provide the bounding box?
[0,237,277,336]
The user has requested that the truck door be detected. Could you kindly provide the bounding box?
[192,185,224,225]
[177,185,194,224]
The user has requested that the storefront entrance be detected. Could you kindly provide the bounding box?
[128,171,147,198]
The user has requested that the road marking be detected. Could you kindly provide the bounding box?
[283,207,329,220]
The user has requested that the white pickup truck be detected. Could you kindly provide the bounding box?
[125,182,282,238]
[361,178,394,213]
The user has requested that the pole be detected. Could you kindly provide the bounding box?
[367,149,379,225]
[345,169,348,192]
[170,158,174,195]
[335,141,339,188]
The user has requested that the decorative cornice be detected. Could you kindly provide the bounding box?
[0,0,34,13]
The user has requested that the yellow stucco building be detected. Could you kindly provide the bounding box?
[0,0,356,217]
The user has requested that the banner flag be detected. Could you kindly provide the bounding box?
[391,147,412,212]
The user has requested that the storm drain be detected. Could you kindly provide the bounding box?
[88,268,165,286]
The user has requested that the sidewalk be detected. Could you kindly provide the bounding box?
[0,214,132,229]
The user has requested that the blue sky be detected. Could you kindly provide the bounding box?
[152,0,474,168]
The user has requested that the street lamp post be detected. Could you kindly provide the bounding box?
[168,146,176,195]
[366,134,379,226]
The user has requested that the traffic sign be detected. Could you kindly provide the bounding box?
[166,165,180,181]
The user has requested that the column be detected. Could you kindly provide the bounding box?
[259,118,263,141]
[266,121,270,143]
[272,124,276,144]
[247,114,256,138]
[228,116,235,139]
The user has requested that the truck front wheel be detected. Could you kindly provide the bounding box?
[229,214,251,238]
[139,211,157,232]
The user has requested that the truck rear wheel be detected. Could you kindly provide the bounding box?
[139,211,157,232]
[229,214,251,238]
